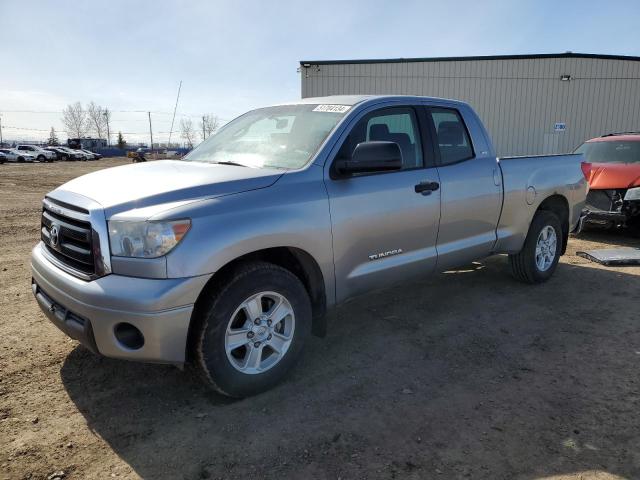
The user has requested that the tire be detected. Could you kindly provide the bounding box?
[37,155,45,162]
[18,157,25,163]
[191,261,312,398]
[62,154,69,161]
[509,210,563,284]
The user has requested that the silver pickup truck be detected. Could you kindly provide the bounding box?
[31,95,587,397]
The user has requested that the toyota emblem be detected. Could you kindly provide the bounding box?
[50,223,60,247]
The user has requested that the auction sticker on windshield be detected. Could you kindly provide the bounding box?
[313,105,351,113]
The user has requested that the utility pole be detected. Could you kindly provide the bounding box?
[202,115,206,140]
[168,80,182,147]
[103,109,111,147]
[0,114,3,147]
[148,111,155,158]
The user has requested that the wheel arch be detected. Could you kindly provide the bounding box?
[187,246,327,361]
[536,194,570,254]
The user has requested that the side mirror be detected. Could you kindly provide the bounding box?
[335,141,402,175]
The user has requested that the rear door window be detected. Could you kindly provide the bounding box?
[430,108,474,165]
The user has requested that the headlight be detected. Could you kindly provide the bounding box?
[624,187,640,201]
[108,219,191,258]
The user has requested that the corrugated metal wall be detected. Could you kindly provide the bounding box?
[300,57,640,156]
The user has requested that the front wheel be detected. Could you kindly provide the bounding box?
[509,210,562,283]
[191,262,311,397]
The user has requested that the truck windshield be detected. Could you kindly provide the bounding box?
[574,141,640,164]
[182,104,348,169]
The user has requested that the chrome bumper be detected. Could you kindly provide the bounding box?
[31,242,212,364]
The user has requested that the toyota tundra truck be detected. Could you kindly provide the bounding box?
[31,95,587,397]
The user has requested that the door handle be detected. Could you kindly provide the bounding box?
[414,181,440,195]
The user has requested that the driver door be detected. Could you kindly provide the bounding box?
[324,106,442,303]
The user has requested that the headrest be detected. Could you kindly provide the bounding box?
[369,123,391,140]
[438,121,464,145]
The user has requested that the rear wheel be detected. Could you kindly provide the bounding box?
[18,157,25,163]
[191,262,311,398]
[509,210,562,283]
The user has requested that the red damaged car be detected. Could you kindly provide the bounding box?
[575,133,640,230]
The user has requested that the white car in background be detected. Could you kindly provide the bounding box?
[16,145,56,163]
[0,148,37,162]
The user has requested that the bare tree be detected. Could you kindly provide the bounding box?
[87,102,109,139]
[62,102,88,138]
[199,114,220,141]
[180,118,197,148]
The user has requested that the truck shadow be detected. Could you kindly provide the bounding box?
[61,257,640,479]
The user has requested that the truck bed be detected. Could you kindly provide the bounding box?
[494,153,587,254]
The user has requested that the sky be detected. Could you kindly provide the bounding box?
[1,0,639,145]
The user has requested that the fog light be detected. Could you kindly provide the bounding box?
[114,323,144,350]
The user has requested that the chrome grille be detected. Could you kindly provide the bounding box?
[41,200,95,276]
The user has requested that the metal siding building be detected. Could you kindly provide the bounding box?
[299,53,640,156]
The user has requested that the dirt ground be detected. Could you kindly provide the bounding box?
[1,158,639,480]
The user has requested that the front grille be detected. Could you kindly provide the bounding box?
[41,201,95,276]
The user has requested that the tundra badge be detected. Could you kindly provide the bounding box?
[368,249,403,261]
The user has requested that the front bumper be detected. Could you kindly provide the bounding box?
[583,202,639,226]
[583,208,627,224]
[31,242,212,364]
[583,189,640,226]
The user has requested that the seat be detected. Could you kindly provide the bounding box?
[437,121,470,163]
[369,124,417,167]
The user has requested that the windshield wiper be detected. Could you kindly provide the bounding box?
[213,161,249,167]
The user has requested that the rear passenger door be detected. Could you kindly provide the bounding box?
[427,106,502,270]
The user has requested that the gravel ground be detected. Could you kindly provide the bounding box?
[1,158,639,480]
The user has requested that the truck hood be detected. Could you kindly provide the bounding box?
[54,160,284,213]
[586,162,640,190]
